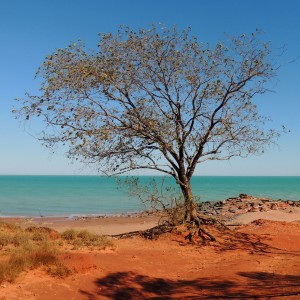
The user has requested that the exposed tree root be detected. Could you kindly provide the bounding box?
[109,223,173,240]
[183,212,229,243]
[197,213,229,229]
[110,212,228,244]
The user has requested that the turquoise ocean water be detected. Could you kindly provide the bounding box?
[0,176,299,217]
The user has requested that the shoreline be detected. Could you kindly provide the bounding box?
[1,212,162,235]
[2,195,300,235]
[0,211,147,219]
[1,195,299,219]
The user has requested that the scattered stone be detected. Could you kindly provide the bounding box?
[197,195,299,223]
[239,193,249,198]
[270,203,278,210]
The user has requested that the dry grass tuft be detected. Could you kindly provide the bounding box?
[0,221,21,232]
[61,229,77,241]
[61,229,113,249]
[0,221,113,283]
[0,241,65,283]
[0,232,11,248]
[47,261,72,278]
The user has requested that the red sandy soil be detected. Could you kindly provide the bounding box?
[1,219,300,299]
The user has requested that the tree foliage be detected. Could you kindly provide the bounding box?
[15,25,279,224]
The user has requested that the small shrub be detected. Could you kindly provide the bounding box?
[77,230,94,241]
[61,229,77,241]
[56,240,64,246]
[0,233,11,248]
[86,235,113,249]
[62,229,113,249]
[0,222,21,232]
[0,258,26,283]
[29,244,59,267]
[70,238,84,250]
[167,204,186,226]
[0,242,70,283]
[31,232,49,242]
[47,261,72,278]
[10,241,56,266]
[25,226,60,240]
[12,232,31,246]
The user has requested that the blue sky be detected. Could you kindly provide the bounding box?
[0,0,299,175]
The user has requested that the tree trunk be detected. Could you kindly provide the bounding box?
[179,179,199,223]
[179,179,217,242]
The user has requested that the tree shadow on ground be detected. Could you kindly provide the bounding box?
[172,226,279,255]
[79,271,300,299]
[212,230,277,254]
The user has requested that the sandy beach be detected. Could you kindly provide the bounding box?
[230,207,300,224]
[3,214,161,236]
[3,195,300,235]
[2,206,300,235]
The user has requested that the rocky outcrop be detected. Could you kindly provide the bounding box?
[198,194,300,222]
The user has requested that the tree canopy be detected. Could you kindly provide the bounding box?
[15,25,279,226]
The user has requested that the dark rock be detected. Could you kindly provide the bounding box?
[270,203,278,210]
[239,194,248,198]
[249,207,260,212]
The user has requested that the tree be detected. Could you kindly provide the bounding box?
[15,25,279,231]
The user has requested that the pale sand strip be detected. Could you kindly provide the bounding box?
[2,208,300,235]
[3,215,161,235]
[229,207,300,224]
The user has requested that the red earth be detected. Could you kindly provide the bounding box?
[1,219,299,299]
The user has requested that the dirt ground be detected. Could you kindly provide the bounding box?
[0,218,299,299]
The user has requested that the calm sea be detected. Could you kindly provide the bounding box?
[0,176,299,217]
